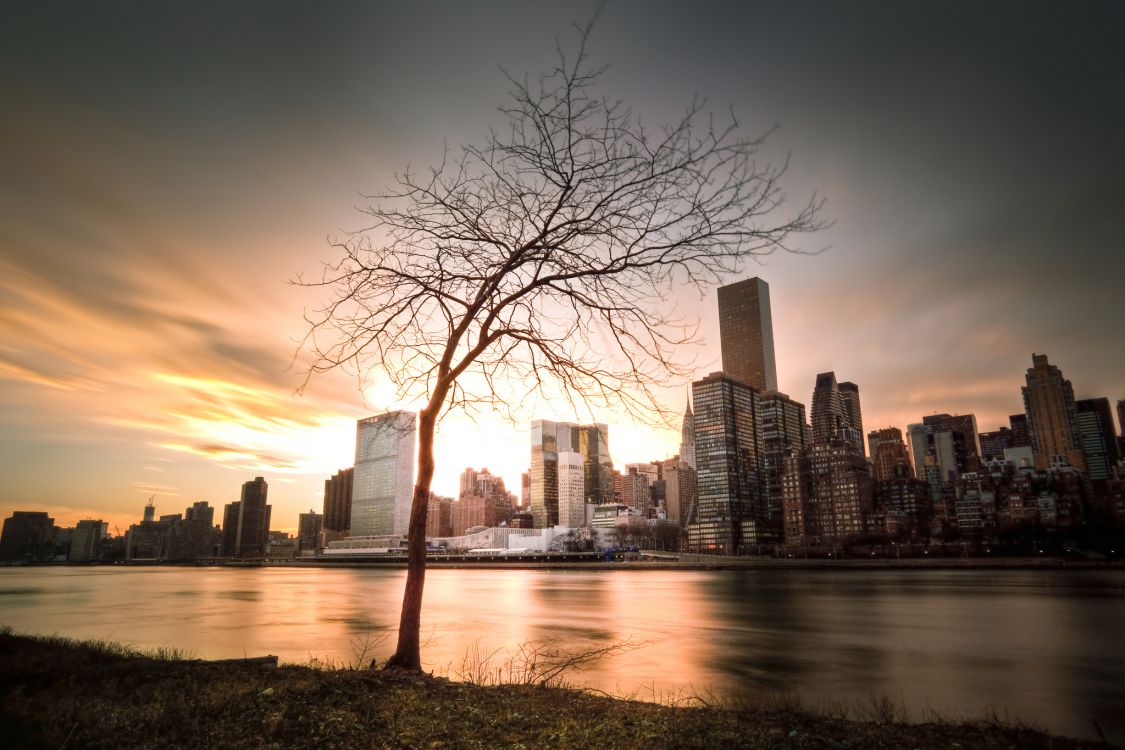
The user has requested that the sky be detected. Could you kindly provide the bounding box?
[2,1,1123,534]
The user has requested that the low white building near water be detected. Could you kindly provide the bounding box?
[322,524,619,555]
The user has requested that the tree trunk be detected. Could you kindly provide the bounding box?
[384,406,437,672]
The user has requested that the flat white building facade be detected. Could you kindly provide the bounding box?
[557,451,585,528]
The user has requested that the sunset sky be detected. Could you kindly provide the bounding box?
[2,1,1123,534]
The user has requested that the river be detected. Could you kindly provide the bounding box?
[1,566,1122,742]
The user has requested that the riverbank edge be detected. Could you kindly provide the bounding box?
[5,556,1123,571]
[0,630,1113,749]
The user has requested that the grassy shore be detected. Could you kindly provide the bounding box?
[0,629,1111,749]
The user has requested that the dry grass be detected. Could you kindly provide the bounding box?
[0,627,1110,749]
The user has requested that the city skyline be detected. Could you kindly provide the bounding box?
[2,2,1124,533]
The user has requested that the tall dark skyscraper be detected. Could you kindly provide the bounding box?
[1022,354,1085,472]
[220,502,240,557]
[688,372,770,554]
[810,372,864,453]
[811,372,841,442]
[838,381,864,458]
[1009,414,1032,448]
[1076,398,1118,480]
[759,391,810,531]
[717,277,778,392]
[322,467,354,533]
[1118,399,1125,461]
[979,428,1014,463]
[235,476,271,557]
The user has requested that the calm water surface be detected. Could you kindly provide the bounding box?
[1,566,1123,741]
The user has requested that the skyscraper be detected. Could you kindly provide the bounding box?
[688,372,769,553]
[557,451,586,527]
[426,494,453,538]
[220,502,240,557]
[905,423,929,481]
[235,476,271,557]
[759,391,810,530]
[781,438,873,546]
[529,420,613,527]
[1118,400,1125,461]
[838,382,865,458]
[0,511,56,562]
[921,413,980,474]
[811,372,842,442]
[679,399,696,471]
[352,411,417,536]
[322,467,353,534]
[1022,354,1086,472]
[661,458,697,527]
[576,423,614,506]
[717,277,778,392]
[1076,398,1118,480]
[1009,414,1032,448]
[68,520,107,563]
[869,427,914,482]
[810,372,864,452]
[297,510,323,553]
[979,428,1014,463]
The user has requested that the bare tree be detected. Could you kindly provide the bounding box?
[297,20,823,672]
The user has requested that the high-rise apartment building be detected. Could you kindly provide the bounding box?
[1009,414,1032,447]
[688,372,769,553]
[906,423,929,481]
[68,520,107,562]
[0,511,56,562]
[1022,354,1086,472]
[235,476,271,557]
[459,467,514,507]
[529,420,613,527]
[838,382,864,458]
[922,413,980,474]
[352,411,417,536]
[426,494,453,538]
[1118,400,1125,461]
[661,458,697,527]
[577,424,615,506]
[1076,398,1118,480]
[220,502,240,556]
[621,463,660,514]
[759,391,810,530]
[781,438,873,546]
[717,277,778,392]
[169,501,217,560]
[979,428,1014,463]
[297,510,323,553]
[869,427,914,482]
[451,492,513,536]
[810,372,864,452]
[322,467,353,534]
[873,469,931,538]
